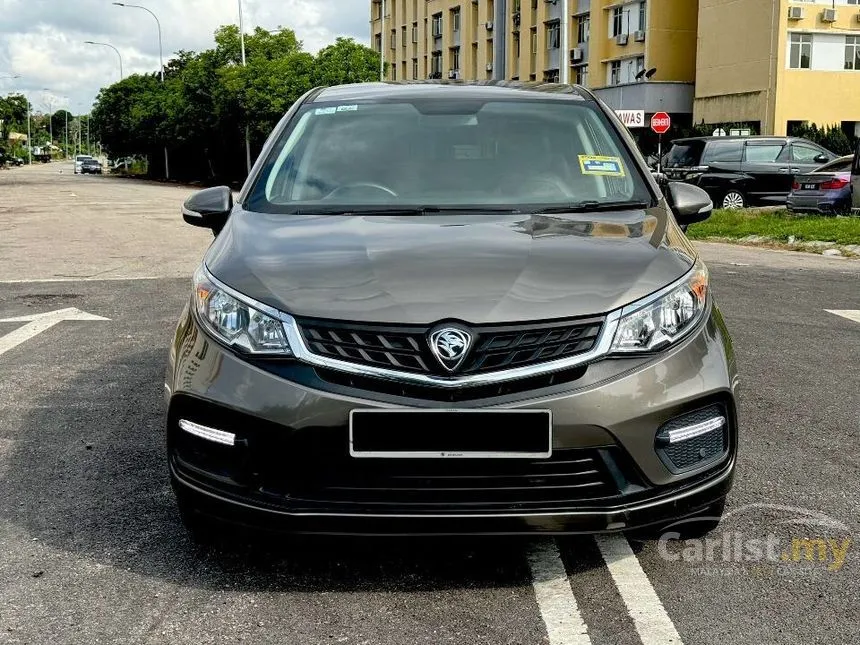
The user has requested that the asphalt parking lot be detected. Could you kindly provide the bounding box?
[1,162,858,645]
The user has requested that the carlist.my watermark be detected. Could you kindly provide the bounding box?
[656,503,853,576]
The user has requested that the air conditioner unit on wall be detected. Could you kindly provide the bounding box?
[822,8,837,22]
[787,6,804,20]
[486,62,493,71]
[486,21,494,30]
[616,34,629,46]
[448,69,460,79]
[571,47,584,62]
[634,30,646,42]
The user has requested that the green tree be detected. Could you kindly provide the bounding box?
[314,37,382,86]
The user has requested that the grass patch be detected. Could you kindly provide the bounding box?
[687,209,860,245]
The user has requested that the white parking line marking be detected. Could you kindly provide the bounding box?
[527,538,591,645]
[0,308,110,358]
[596,534,683,645]
[0,276,161,284]
[826,309,860,325]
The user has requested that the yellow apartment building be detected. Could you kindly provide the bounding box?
[370,0,700,123]
[696,0,860,136]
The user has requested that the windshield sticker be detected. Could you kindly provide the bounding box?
[336,104,359,112]
[579,155,626,177]
[315,107,337,115]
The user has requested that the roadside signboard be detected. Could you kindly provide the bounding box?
[615,110,645,129]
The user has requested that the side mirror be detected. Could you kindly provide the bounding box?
[182,186,233,234]
[666,182,713,226]
[814,153,829,164]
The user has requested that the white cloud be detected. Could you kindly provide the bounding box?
[0,0,369,113]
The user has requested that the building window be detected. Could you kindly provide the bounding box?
[431,51,443,77]
[375,34,382,53]
[432,13,443,38]
[639,2,646,31]
[636,56,645,79]
[452,7,461,32]
[846,36,860,70]
[402,26,407,49]
[612,7,623,37]
[546,21,560,50]
[514,32,521,58]
[577,15,590,44]
[610,60,621,85]
[574,65,588,86]
[413,58,419,78]
[391,29,396,50]
[789,33,812,69]
[392,65,397,80]
[451,47,461,71]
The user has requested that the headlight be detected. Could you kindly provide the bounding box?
[610,260,708,353]
[193,266,293,355]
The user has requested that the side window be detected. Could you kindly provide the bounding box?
[702,140,743,163]
[791,143,824,162]
[744,144,785,163]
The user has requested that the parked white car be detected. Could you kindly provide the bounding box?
[74,154,94,174]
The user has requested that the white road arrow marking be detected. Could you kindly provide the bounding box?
[0,307,109,358]
[826,310,860,325]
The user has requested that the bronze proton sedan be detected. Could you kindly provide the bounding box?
[165,82,738,539]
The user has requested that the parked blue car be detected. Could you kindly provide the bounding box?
[787,155,854,215]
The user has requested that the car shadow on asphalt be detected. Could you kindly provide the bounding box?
[3,348,602,592]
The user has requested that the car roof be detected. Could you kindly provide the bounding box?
[670,135,814,145]
[312,81,593,103]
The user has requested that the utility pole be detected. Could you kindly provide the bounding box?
[238,0,251,174]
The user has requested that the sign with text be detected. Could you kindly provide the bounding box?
[615,110,645,129]
[651,112,671,135]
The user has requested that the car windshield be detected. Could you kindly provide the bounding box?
[664,141,705,168]
[246,98,652,214]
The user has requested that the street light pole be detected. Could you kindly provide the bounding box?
[112,2,169,179]
[42,89,54,154]
[238,0,251,174]
[84,41,123,80]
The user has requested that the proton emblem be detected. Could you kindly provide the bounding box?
[429,326,473,372]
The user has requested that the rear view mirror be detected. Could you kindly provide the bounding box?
[666,182,712,225]
[182,186,233,234]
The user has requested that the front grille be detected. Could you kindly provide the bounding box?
[296,316,604,376]
[269,441,628,511]
[314,365,588,402]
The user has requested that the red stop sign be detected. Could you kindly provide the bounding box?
[651,112,671,135]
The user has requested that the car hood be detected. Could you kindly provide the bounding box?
[204,206,694,324]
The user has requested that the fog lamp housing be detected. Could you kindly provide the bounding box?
[655,404,728,473]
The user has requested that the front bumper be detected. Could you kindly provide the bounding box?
[165,303,739,535]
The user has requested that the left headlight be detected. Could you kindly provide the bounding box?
[193,266,293,355]
[610,259,709,354]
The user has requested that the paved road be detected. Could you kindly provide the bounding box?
[1,163,858,645]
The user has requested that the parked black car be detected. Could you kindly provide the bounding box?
[662,136,837,209]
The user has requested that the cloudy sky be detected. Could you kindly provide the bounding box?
[0,0,369,115]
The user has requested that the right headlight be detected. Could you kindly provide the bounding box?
[192,266,293,356]
[610,259,709,353]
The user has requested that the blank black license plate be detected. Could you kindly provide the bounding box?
[802,183,817,191]
[349,409,552,459]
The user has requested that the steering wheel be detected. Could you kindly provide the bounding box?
[324,182,398,199]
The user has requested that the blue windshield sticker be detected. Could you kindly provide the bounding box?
[578,155,626,177]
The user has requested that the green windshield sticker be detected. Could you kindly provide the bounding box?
[579,155,626,177]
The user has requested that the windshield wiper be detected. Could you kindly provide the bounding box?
[290,206,523,215]
[531,200,651,214]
